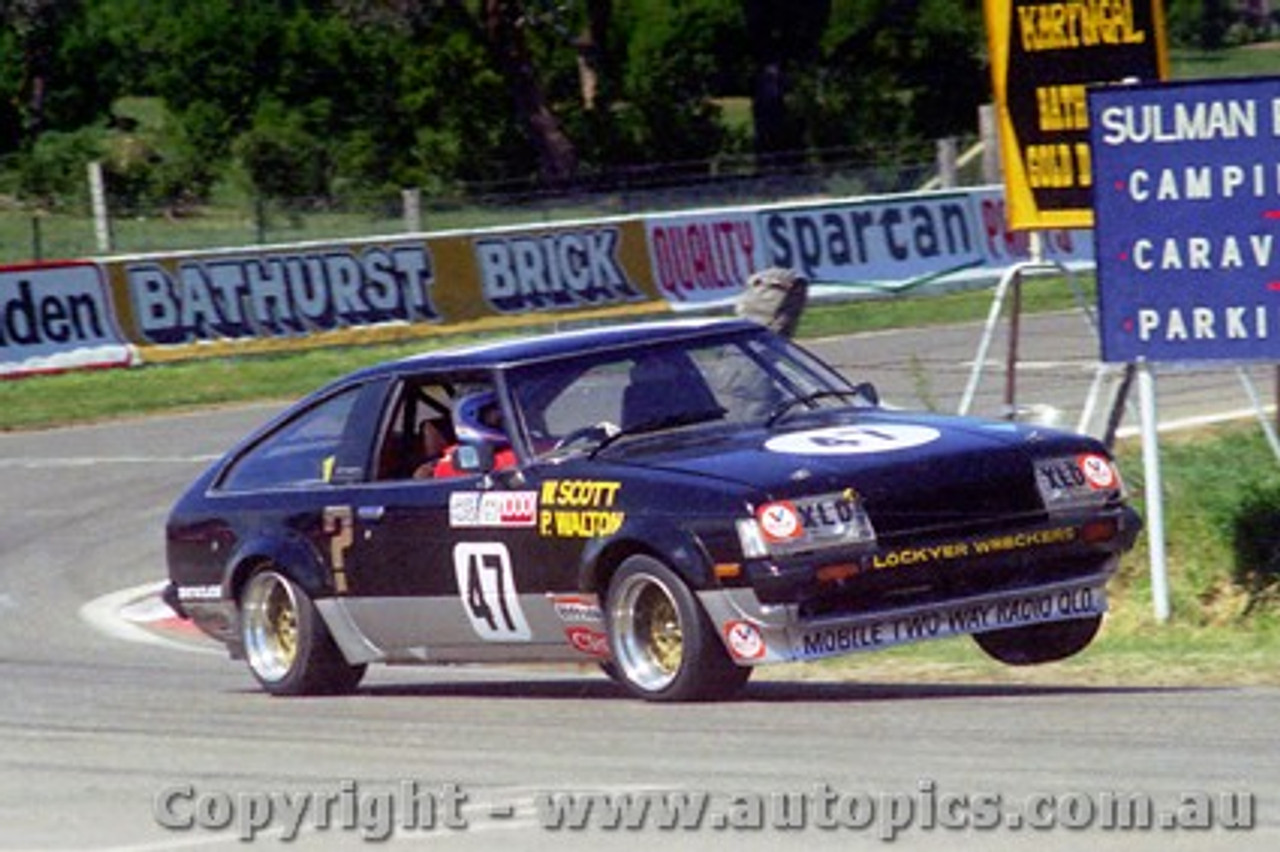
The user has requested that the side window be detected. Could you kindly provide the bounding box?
[219,386,363,492]
[372,382,457,481]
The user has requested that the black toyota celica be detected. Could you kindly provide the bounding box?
[164,318,1141,701]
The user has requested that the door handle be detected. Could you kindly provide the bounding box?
[357,505,386,522]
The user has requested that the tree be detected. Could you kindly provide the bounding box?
[804,0,984,163]
[2,0,86,141]
[743,0,831,166]
[474,0,580,186]
[613,0,741,168]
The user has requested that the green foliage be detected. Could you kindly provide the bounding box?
[1116,426,1280,626]
[14,125,104,206]
[800,0,984,157]
[397,26,530,187]
[615,1,738,164]
[233,100,331,204]
[1229,481,1280,615]
[0,26,22,151]
[1,0,1274,209]
[1166,0,1239,49]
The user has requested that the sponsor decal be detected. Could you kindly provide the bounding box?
[757,502,802,542]
[540,480,622,508]
[176,584,222,601]
[550,594,604,624]
[565,626,611,658]
[538,479,626,538]
[765,424,941,456]
[796,584,1105,660]
[449,491,538,528]
[724,620,767,661]
[126,243,438,345]
[865,526,1077,573]
[1079,453,1118,490]
[476,228,643,313]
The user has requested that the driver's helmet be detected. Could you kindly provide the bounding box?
[453,390,508,445]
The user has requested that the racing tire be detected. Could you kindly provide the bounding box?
[972,614,1103,666]
[240,568,366,696]
[605,555,750,702]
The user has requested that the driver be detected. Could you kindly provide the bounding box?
[432,389,518,477]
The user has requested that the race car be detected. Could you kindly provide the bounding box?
[164,318,1141,701]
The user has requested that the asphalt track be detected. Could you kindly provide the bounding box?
[1,314,1277,851]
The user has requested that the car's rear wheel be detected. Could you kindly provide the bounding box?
[972,614,1103,666]
[606,555,750,702]
[240,568,365,695]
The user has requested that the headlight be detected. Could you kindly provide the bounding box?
[735,518,770,559]
[741,490,877,557]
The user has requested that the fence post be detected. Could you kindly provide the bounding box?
[979,103,1001,184]
[31,216,43,261]
[87,160,114,253]
[935,137,958,188]
[402,188,422,233]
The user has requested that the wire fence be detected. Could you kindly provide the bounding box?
[0,141,983,264]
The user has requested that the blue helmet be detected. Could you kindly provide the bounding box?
[453,390,507,445]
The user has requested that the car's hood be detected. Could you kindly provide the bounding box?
[605,409,1093,536]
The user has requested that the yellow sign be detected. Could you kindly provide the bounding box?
[983,0,1168,230]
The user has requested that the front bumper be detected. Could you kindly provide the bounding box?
[699,567,1113,665]
[740,505,1140,612]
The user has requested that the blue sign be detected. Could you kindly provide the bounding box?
[1089,76,1280,363]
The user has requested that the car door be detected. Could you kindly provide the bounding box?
[336,376,591,663]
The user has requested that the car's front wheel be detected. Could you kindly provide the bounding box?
[240,568,366,696]
[972,614,1103,666]
[605,555,750,702]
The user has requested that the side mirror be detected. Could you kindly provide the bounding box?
[453,441,496,474]
[853,381,880,407]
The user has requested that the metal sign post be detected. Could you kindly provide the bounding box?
[1135,360,1171,622]
[958,231,1094,418]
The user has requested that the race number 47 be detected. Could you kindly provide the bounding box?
[452,542,531,641]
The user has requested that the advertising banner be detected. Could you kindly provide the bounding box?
[106,240,441,347]
[1,261,131,377]
[4,186,1097,375]
[748,188,1092,304]
[1090,76,1280,364]
[456,218,661,317]
[644,211,763,307]
[101,219,666,362]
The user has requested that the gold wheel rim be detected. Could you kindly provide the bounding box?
[642,590,683,675]
[267,585,298,666]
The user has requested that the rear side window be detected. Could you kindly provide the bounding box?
[218,386,363,492]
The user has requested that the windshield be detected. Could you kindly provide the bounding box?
[508,330,868,460]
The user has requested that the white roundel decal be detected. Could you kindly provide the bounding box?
[724,621,766,661]
[765,424,941,456]
[1078,453,1117,490]
[757,501,802,541]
